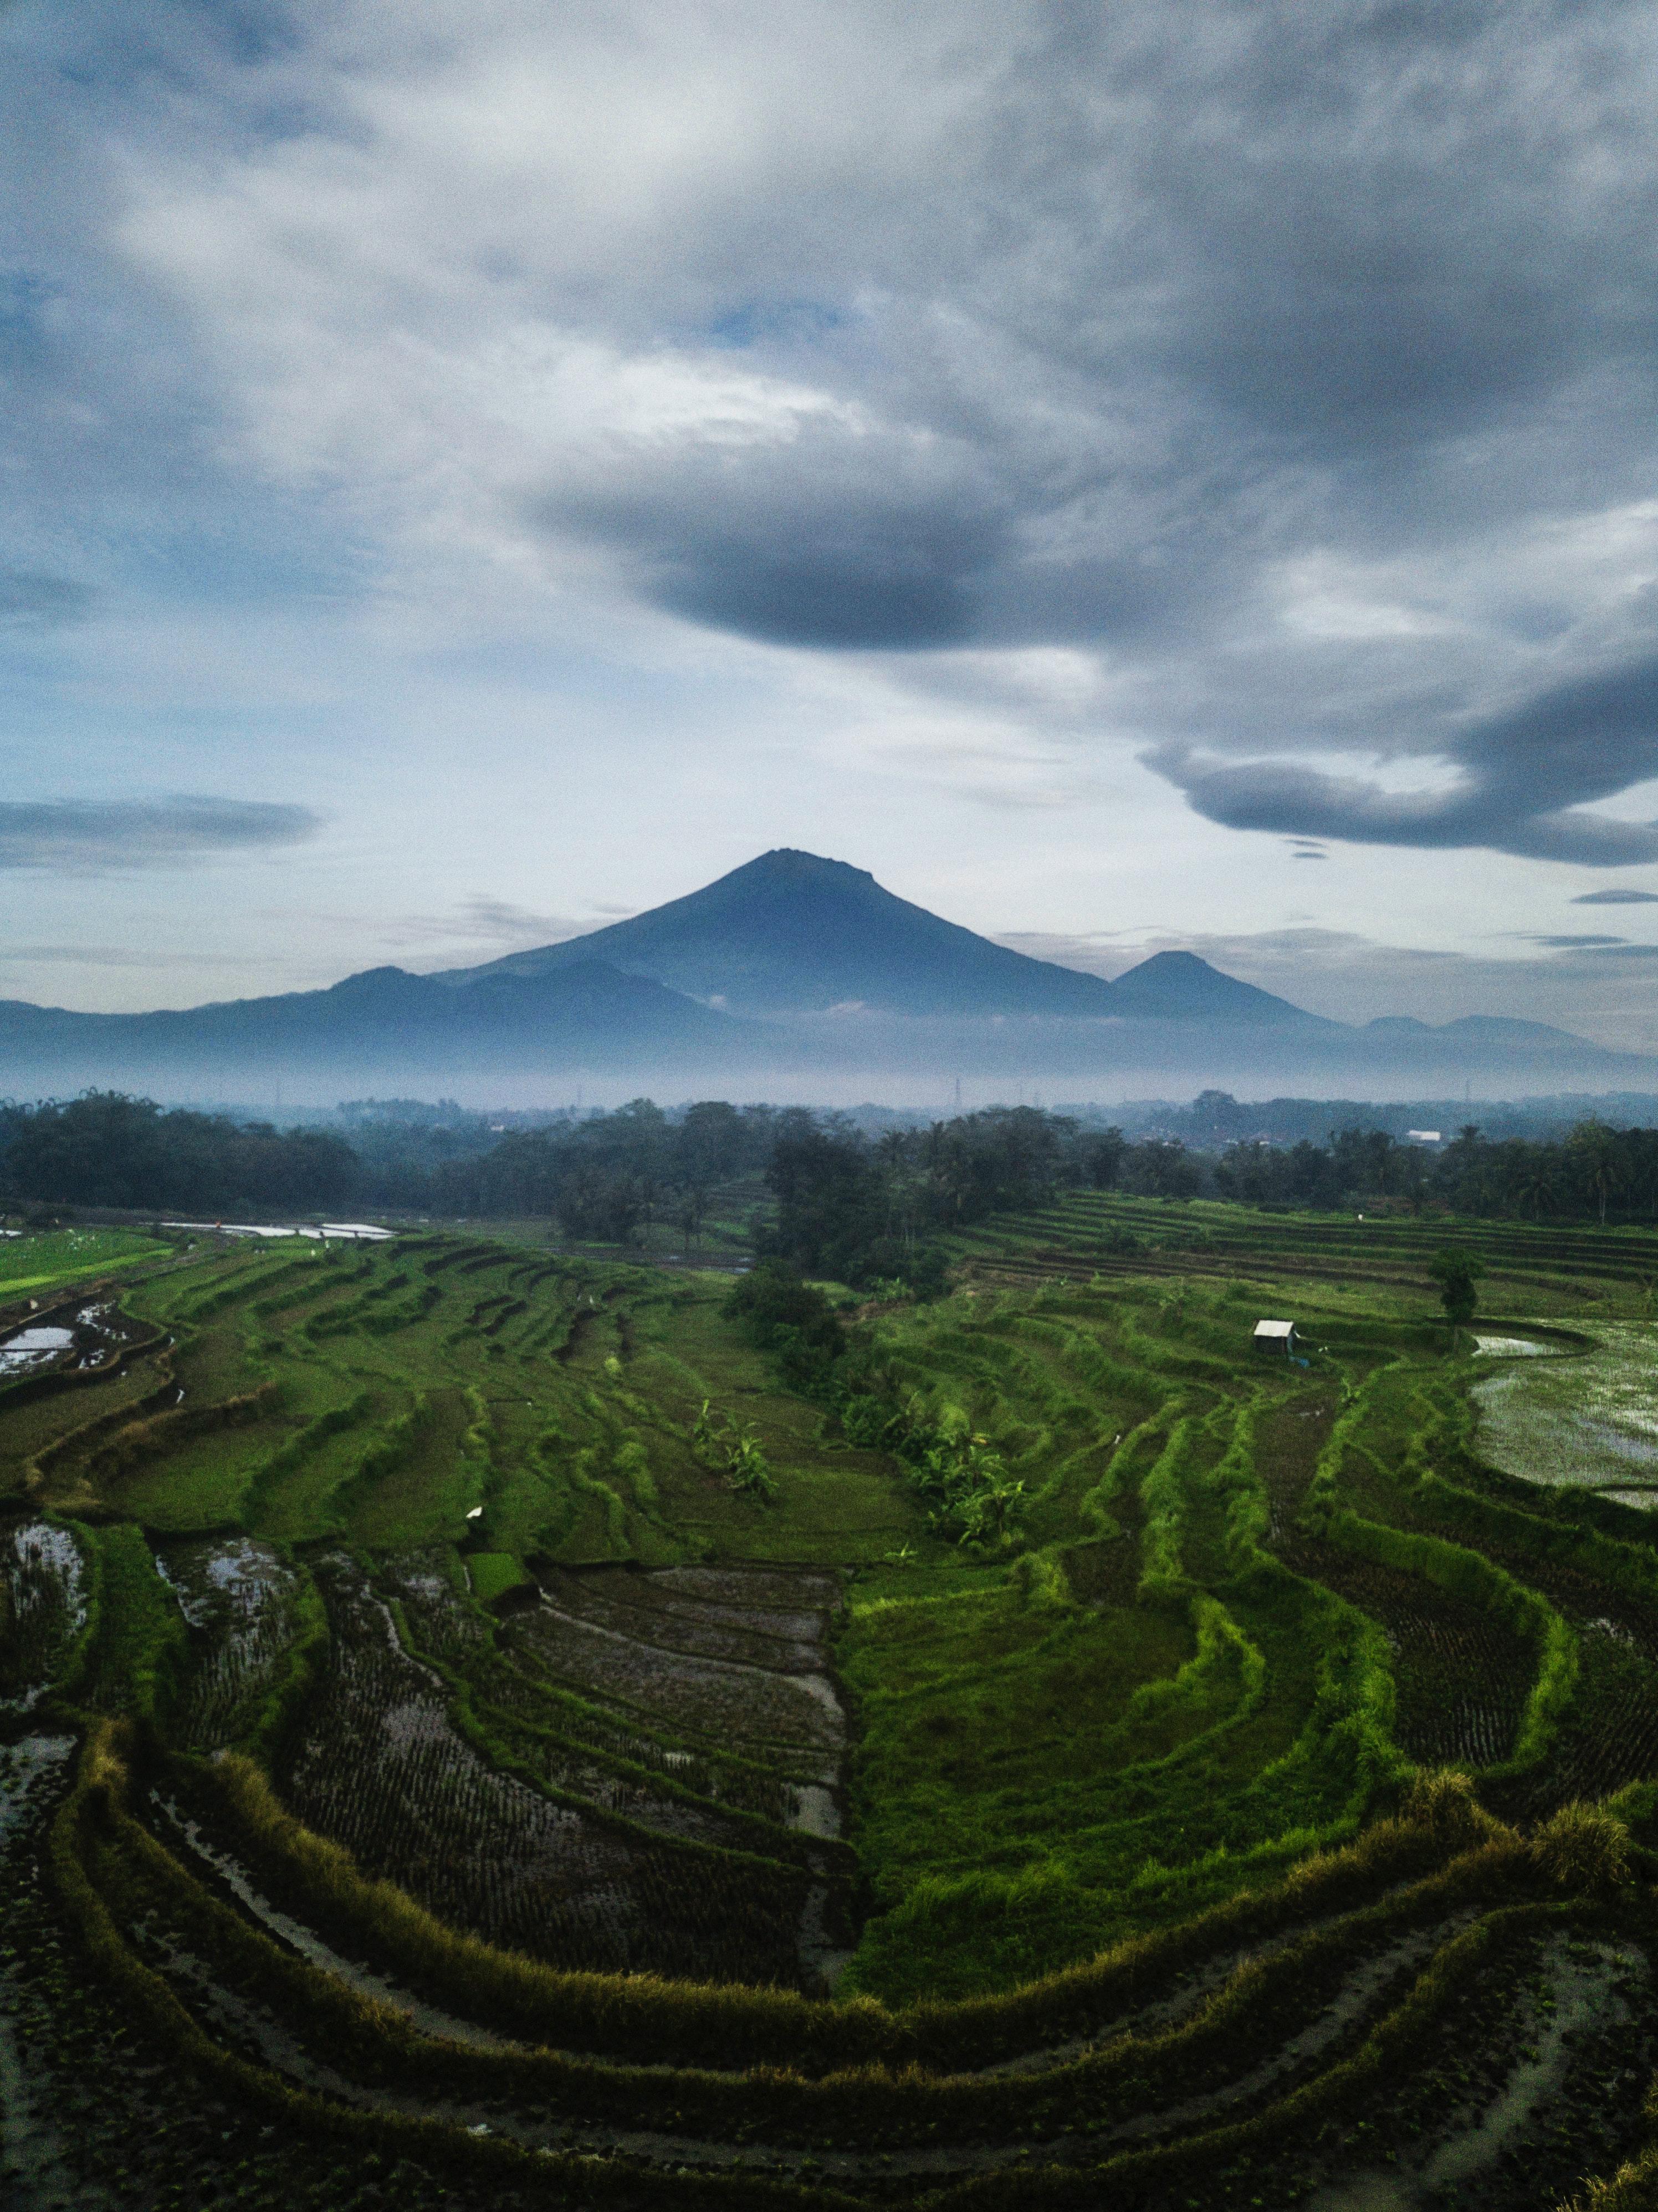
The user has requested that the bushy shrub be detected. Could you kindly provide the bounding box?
[1529,1801,1632,1893]
[690,1400,776,1499]
[835,1387,1026,1547]
[1401,1766,1498,1847]
[723,1260,847,1394]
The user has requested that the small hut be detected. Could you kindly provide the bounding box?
[1252,1318,1298,1358]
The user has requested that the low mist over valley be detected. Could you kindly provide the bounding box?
[3,852,1649,1110]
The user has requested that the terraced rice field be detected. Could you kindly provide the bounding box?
[955,1188,1658,1312]
[6,1207,1658,2208]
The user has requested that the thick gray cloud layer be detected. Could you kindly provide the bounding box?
[1150,663,1658,864]
[8,0,1658,878]
[0,800,319,871]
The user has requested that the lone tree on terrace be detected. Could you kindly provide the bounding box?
[1429,1248,1486,1327]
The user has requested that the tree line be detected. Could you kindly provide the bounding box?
[756,1110,1658,1275]
[1209,1118,1658,1224]
[6,1090,1658,1247]
[0,1093,779,1231]
[759,1107,1107,1289]
[0,1093,359,1217]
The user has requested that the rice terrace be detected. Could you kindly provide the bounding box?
[10,1195,1658,2211]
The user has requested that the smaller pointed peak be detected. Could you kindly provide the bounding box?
[1109,948,1332,1027]
[329,965,415,992]
[1128,950,1218,974]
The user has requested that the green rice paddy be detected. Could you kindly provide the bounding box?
[6,1201,1658,2208]
[0,1224,173,1298]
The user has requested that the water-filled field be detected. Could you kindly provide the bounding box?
[5,1211,1658,2208]
[1475,1323,1658,1509]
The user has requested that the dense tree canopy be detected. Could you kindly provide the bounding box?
[9,1090,1658,1252]
[761,1107,1084,1291]
[1213,1117,1658,1222]
[723,1260,847,1395]
[0,1094,358,1215]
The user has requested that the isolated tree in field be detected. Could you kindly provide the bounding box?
[1429,1248,1486,1325]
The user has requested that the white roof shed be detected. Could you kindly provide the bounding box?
[1253,1318,1297,1345]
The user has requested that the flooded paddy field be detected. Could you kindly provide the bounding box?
[0,1298,151,1382]
[3,1215,1658,2205]
[1473,1322,1658,1506]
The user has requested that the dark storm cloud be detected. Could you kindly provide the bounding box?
[1528,934,1629,948]
[549,429,1012,649]
[1151,662,1658,865]
[976,0,1658,477]
[1574,888,1658,904]
[0,799,320,870]
[497,0,1658,862]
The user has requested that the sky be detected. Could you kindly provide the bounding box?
[7,1,1658,1049]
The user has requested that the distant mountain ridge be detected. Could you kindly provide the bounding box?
[437,849,1123,1017]
[441,853,1339,1029]
[0,959,760,1095]
[0,847,1647,1103]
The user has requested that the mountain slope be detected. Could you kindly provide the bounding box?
[437,849,1124,1017]
[0,960,764,1092]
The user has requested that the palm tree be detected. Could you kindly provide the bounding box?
[1569,1122,1621,1226]
[1510,1159,1555,1220]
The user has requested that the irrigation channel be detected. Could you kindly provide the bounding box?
[6,1213,1658,2207]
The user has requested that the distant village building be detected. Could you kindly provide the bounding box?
[1405,1130,1442,1144]
[1253,1318,1298,1356]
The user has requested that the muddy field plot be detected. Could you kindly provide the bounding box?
[507,1566,847,1766]
[280,1552,815,1984]
[1508,1622,1658,1815]
[385,1547,804,1847]
[0,1515,86,1714]
[1475,1325,1658,1504]
[536,1560,839,1671]
[1275,1530,1532,1769]
[160,1534,304,1749]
